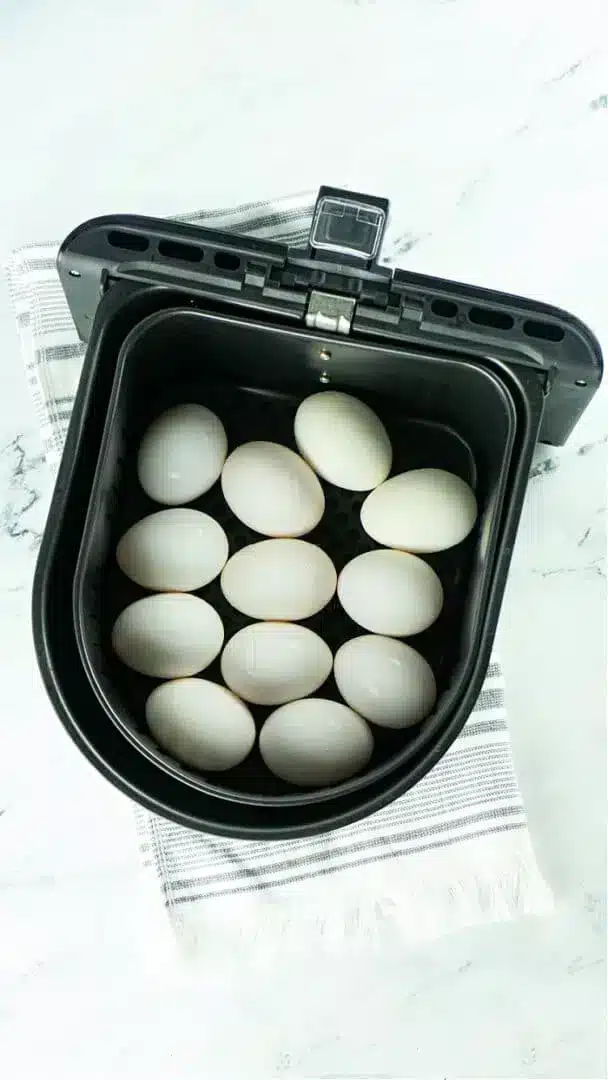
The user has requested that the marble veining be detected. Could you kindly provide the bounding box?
[0,435,44,545]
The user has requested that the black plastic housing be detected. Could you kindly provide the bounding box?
[32,188,602,838]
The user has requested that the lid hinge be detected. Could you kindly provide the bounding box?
[305,290,356,335]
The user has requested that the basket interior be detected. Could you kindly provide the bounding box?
[75,307,516,801]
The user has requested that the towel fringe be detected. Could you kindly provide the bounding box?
[155,830,553,969]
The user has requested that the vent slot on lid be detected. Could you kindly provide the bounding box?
[431,298,459,319]
[468,307,514,331]
[523,319,565,342]
[214,251,241,272]
[157,240,203,263]
[107,231,149,253]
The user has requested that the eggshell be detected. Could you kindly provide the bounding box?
[137,403,227,505]
[361,468,478,553]
[334,635,437,728]
[337,549,443,637]
[146,678,255,771]
[259,698,374,788]
[116,509,228,591]
[295,390,392,490]
[111,593,224,678]
[220,539,336,621]
[221,622,332,706]
[221,441,324,536]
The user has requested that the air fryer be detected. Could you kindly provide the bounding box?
[32,187,602,838]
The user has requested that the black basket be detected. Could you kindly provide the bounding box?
[33,186,602,838]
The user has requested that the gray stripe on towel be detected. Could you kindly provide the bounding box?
[165,804,524,898]
[169,820,526,905]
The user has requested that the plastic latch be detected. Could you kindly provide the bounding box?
[309,186,389,264]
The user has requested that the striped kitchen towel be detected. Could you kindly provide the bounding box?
[6,194,552,962]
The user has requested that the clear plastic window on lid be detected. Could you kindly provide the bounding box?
[310,196,387,260]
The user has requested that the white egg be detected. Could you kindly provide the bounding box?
[361,468,478,553]
[137,403,227,505]
[146,678,255,771]
[221,623,332,706]
[337,549,443,637]
[111,593,224,678]
[259,698,374,788]
[220,539,336,621]
[334,635,437,729]
[116,509,228,591]
[294,390,392,491]
[221,441,324,537]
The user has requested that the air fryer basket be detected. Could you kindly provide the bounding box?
[33,185,601,837]
[33,284,542,838]
[73,304,520,805]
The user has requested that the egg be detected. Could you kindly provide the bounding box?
[116,508,228,591]
[334,635,437,728]
[220,539,336,621]
[111,593,224,678]
[294,390,392,490]
[221,441,324,536]
[259,698,374,788]
[337,549,443,637]
[221,623,332,706]
[137,403,227,505]
[361,468,478,553]
[146,678,255,771]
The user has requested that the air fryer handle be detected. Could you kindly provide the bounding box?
[306,186,389,269]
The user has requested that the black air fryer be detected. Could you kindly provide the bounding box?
[33,187,602,839]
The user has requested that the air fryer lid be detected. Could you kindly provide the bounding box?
[58,185,602,447]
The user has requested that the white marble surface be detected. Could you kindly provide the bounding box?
[0,2,606,1077]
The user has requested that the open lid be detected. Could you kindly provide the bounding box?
[57,185,602,446]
